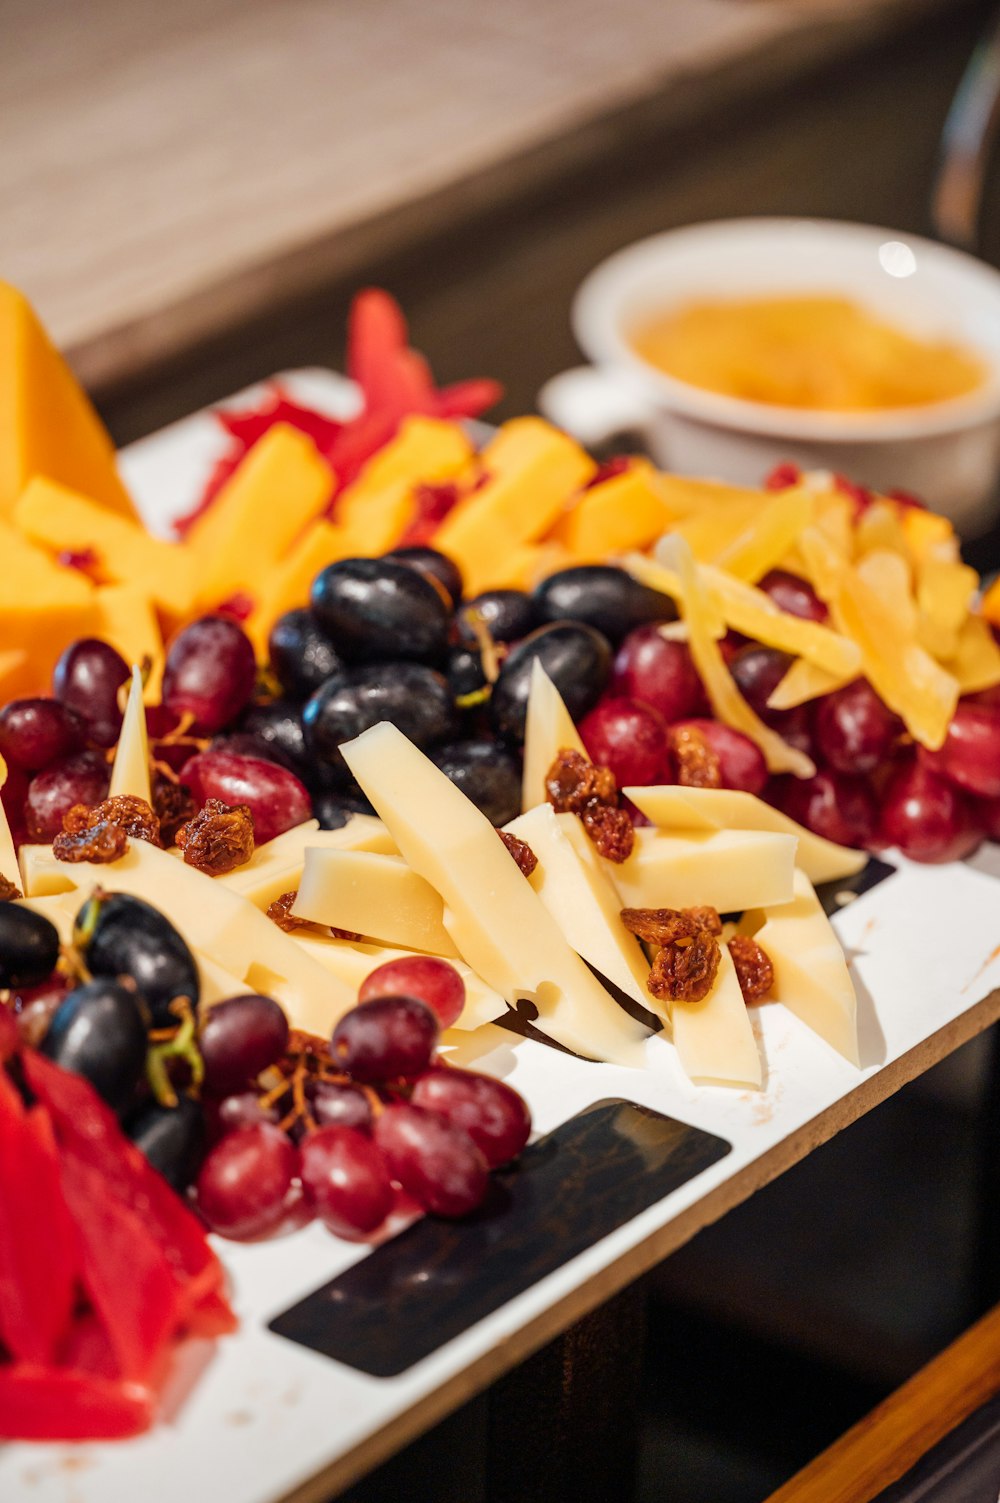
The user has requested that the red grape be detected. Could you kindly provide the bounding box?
[411,1066,531,1167]
[918,704,1000,800]
[668,718,768,795]
[781,767,878,848]
[206,1090,280,1141]
[162,616,257,733]
[878,757,980,863]
[374,1100,489,1218]
[579,696,668,787]
[308,1079,374,1132]
[0,698,86,771]
[758,569,829,623]
[331,996,439,1083]
[194,1123,299,1239]
[300,1125,393,1235]
[0,1004,17,1063]
[11,975,71,1048]
[611,626,705,723]
[25,750,110,842]
[53,639,130,748]
[179,751,311,845]
[358,956,465,1030]
[729,645,794,717]
[1,761,29,846]
[813,679,899,775]
[199,993,290,1096]
[971,794,1000,841]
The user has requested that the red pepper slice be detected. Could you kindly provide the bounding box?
[0,1365,154,1442]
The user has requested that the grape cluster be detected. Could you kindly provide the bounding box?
[1,904,531,1241]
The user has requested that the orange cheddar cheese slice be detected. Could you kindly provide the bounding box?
[184,424,334,610]
[433,418,594,594]
[0,282,137,522]
[14,477,197,626]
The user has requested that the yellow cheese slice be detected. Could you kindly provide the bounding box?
[521,658,587,813]
[901,505,956,563]
[752,868,859,1066]
[767,658,855,711]
[608,825,797,914]
[14,477,198,624]
[946,616,1000,695]
[915,556,977,661]
[293,849,460,956]
[0,755,20,888]
[624,785,867,886]
[710,484,815,583]
[504,805,652,1008]
[552,460,676,559]
[291,932,505,1032]
[217,815,397,909]
[108,666,151,805]
[433,418,595,595]
[341,723,649,1065]
[0,281,137,521]
[670,944,762,1090]
[194,949,248,1008]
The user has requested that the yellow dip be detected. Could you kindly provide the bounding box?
[630,294,984,411]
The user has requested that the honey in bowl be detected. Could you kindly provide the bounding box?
[629,294,985,412]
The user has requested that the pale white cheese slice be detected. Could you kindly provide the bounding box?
[625,784,866,886]
[341,722,649,1065]
[608,825,796,914]
[752,867,860,1066]
[505,803,652,1008]
[671,943,762,1090]
[217,815,396,909]
[108,665,151,805]
[292,849,459,957]
[520,658,587,813]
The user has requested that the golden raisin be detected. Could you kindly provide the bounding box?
[581,802,634,862]
[545,748,617,813]
[728,935,774,1002]
[621,905,721,946]
[647,930,721,1004]
[152,776,198,846]
[498,828,538,877]
[668,724,722,789]
[0,874,22,901]
[176,798,255,875]
[63,795,162,847]
[53,820,129,864]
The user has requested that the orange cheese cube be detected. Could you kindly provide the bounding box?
[0,519,98,690]
[552,460,675,559]
[94,585,164,699]
[13,477,198,625]
[185,424,334,609]
[334,417,474,553]
[0,282,136,521]
[433,419,594,594]
[473,542,571,593]
[0,650,32,700]
[249,519,355,655]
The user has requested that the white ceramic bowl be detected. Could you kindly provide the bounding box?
[539,218,1000,532]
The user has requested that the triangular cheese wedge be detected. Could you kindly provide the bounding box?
[670,944,762,1090]
[108,666,151,805]
[521,658,587,813]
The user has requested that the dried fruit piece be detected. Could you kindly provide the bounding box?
[0,875,21,901]
[580,802,634,862]
[668,723,722,788]
[728,935,774,1002]
[52,819,128,865]
[545,748,617,812]
[152,776,198,846]
[497,828,538,877]
[63,795,162,847]
[175,798,254,875]
[647,929,720,1003]
[621,905,722,945]
[265,890,361,942]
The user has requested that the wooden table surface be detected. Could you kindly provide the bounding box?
[1,0,956,392]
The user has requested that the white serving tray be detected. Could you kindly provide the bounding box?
[3,371,1000,1503]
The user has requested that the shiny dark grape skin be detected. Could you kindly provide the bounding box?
[758,569,829,624]
[234,699,314,783]
[331,996,439,1083]
[312,787,376,828]
[198,993,290,1096]
[411,1066,531,1167]
[374,1100,489,1218]
[75,891,198,1028]
[533,566,675,645]
[268,609,343,701]
[194,1123,300,1240]
[179,750,313,845]
[12,975,71,1048]
[489,622,612,744]
[382,547,463,609]
[311,558,451,664]
[457,590,537,648]
[308,1079,373,1132]
[0,699,86,772]
[161,616,258,733]
[729,646,795,718]
[0,905,60,989]
[431,739,521,825]
[781,768,879,849]
[25,751,110,842]
[303,663,458,776]
[40,979,148,1112]
[300,1125,394,1236]
[53,639,130,748]
[125,1096,207,1191]
[813,679,899,776]
[447,647,488,702]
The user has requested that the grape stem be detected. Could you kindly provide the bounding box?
[146,998,204,1107]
